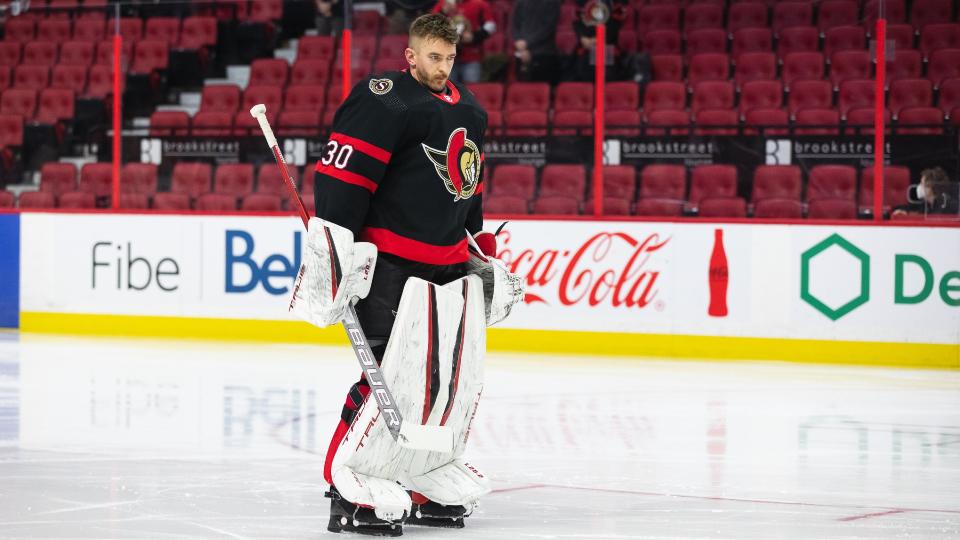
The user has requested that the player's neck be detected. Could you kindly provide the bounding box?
[409,69,452,96]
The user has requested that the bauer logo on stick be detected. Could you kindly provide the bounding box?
[422,127,482,201]
[369,78,393,95]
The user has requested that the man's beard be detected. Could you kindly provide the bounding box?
[413,65,447,92]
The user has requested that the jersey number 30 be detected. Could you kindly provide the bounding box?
[321,141,354,169]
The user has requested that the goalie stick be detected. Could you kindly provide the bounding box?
[249,104,454,453]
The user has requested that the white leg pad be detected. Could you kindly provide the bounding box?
[331,465,412,522]
[405,460,491,507]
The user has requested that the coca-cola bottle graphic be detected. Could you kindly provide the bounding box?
[708,228,728,317]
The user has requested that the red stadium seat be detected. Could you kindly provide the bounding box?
[782,52,824,90]
[639,164,686,201]
[636,4,680,35]
[95,39,133,67]
[635,198,684,216]
[191,111,233,136]
[131,40,169,74]
[753,196,805,217]
[0,190,13,208]
[939,78,960,116]
[180,16,218,49]
[829,50,871,89]
[1,89,37,118]
[121,163,158,194]
[728,2,768,33]
[59,41,94,66]
[277,109,321,137]
[255,163,287,195]
[883,24,915,51]
[506,82,550,112]
[692,81,733,113]
[643,30,682,55]
[73,18,105,42]
[18,191,57,209]
[604,82,639,111]
[85,65,122,99]
[695,108,739,135]
[651,54,683,81]
[297,36,336,62]
[491,164,536,199]
[51,65,87,94]
[699,197,747,217]
[554,83,593,111]
[243,85,282,114]
[0,113,23,151]
[807,164,857,202]
[14,65,50,92]
[109,17,143,41]
[0,68,9,93]
[200,84,241,113]
[734,52,776,89]
[171,162,213,198]
[58,191,97,209]
[778,26,819,59]
[23,41,58,67]
[599,165,637,200]
[353,10,382,35]
[807,199,856,219]
[241,193,283,212]
[249,59,289,87]
[795,108,840,135]
[897,107,944,134]
[685,28,727,59]
[684,2,724,31]
[744,108,789,135]
[3,18,35,43]
[291,59,331,87]
[196,193,238,211]
[772,2,813,35]
[539,164,586,199]
[817,1,857,32]
[927,49,960,88]
[689,164,737,206]
[35,88,74,124]
[484,195,529,214]
[739,80,782,116]
[642,82,686,117]
[617,29,639,54]
[78,162,113,197]
[646,109,690,135]
[377,35,408,64]
[553,110,593,135]
[788,80,833,117]
[467,82,504,112]
[838,79,875,118]
[0,43,21,67]
[886,49,923,85]
[688,53,729,85]
[859,166,910,212]
[152,192,191,211]
[40,162,78,195]
[249,0,283,22]
[582,197,631,216]
[889,79,933,118]
[606,109,642,136]
[213,163,254,196]
[532,196,580,215]
[117,193,149,209]
[751,165,801,202]
[731,28,773,61]
[823,26,865,58]
[864,0,906,27]
[911,0,953,31]
[505,110,547,136]
[844,107,891,135]
[919,24,960,59]
[145,17,180,45]
[149,110,190,136]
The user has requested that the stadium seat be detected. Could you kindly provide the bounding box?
[505,110,547,136]
[751,165,801,202]
[73,18,105,42]
[39,162,78,195]
[598,165,637,200]
[145,17,181,45]
[118,193,149,210]
[180,16,218,50]
[583,197,631,216]
[196,193,238,211]
[739,80,782,117]
[506,82,550,112]
[58,191,97,209]
[734,52,776,89]
[807,199,857,219]
[3,18,35,43]
[636,4,680,35]
[777,26,819,59]
[467,82,504,112]
[731,28,773,61]
[845,107,890,135]
[651,54,683,81]
[864,0,906,27]
[243,85,282,114]
[807,165,857,202]
[695,108,739,135]
[829,50,872,89]
[532,196,580,215]
[51,65,87,94]
[688,53,729,85]
[795,108,840,135]
[14,65,50,92]
[59,41,94,66]
[78,162,113,198]
[192,111,233,136]
[885,49,923,85]
[277,109,321,137]
[938,78,960,117]
[249,59,290,87]
[249,0,283,22]
[291,59,332,87]
[213,164,254,196]
[788,80,833,118]
[782,52,824,90]
[121,163,158,194]
[131,40,170,73]
[0,43,21,67]
[859,166,911,212]
[556,29,578,54]
[0,68,9,93]
[87,66,121,98]
[491,164,536,200]
[728,3,768,33]
[353,10,382,35]
[95,39,133,66]
[689,164,738,206]
[1,89,37,119]
[152,192,192,211]
[823,26,865,59]
[684,2,724,31]
[0,190,13,208]
[635,198,684,216]
[23,41,58,67]
[377,35,408,65]
[171,162,212,198]
[200,84,241,113]
[642,82,686,117]
[241,193,283,212]
[617,29,639,54]
[300,168,315,196]
[639,164,686,202]
[685,28,727,59]
[754,198,805,218]
[553,110,592,135]
[0,113,23,151]
[234,109,276,136]
[889,79,933,118]
[554,83,593,111]
[484,195,529,214]
[17,191,57,209]
[772,2,813,35]
[604,82,639,111]
[645,109,690,135]
[744,108,789,135]
[838,79,875,118]
[817,1,857,32]
[911,0,953,31]
[539,164,586,199]
[897,107,944,134]
[699,197,747,217]
[919,24,960,59]
[255,163,287,195]
[882,23,915,52]
[297,36,336,62]
[35,88,74,124]
[927,49,960,88]
[109,17,143,41]
[149,110,190,136]
[605,109,641,136]
[691,81,733,113]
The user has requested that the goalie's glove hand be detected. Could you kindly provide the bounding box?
[467,230,524,326]
[289,218,377,328]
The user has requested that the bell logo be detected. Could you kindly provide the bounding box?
[800,234,870,321]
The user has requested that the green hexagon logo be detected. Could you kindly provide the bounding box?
[800,234,870,321]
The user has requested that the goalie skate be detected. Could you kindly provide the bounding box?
[326,487,405,537]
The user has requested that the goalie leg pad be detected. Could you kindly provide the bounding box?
[289,217,377,328]
[328,275,487,505]
[405,459,491,507]
[330,466,411,522]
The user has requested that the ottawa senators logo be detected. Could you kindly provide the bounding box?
[369,78,393,95]
[422,128,482,201]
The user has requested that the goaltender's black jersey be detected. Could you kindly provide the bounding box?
[314,71,487,266]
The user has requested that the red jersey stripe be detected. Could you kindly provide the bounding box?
[361,227,469,265]
[330,132,392,164]
[316,162,379,192]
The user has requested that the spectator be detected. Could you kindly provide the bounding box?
[432,0,497,83]
[892,167,959,217]
[511,0,561,83]
[316,0,345,36]
[571,0,628,81]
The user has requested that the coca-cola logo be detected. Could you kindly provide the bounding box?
[498,231,670,308]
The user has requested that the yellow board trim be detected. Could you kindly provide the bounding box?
[18,311,960,370]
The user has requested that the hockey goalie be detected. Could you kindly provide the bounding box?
[288,14,523,536]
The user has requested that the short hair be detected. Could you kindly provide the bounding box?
[921,167,953,197]
[409,13,459,47]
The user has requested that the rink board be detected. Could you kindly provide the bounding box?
[12,213,960,369]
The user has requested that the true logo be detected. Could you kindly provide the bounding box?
[369,78,393,95]
[422,128,482,201]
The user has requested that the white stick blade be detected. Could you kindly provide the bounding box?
[398,423,455,453]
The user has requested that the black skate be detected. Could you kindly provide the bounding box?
[405,500,472,529]
[326,487,405,537]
